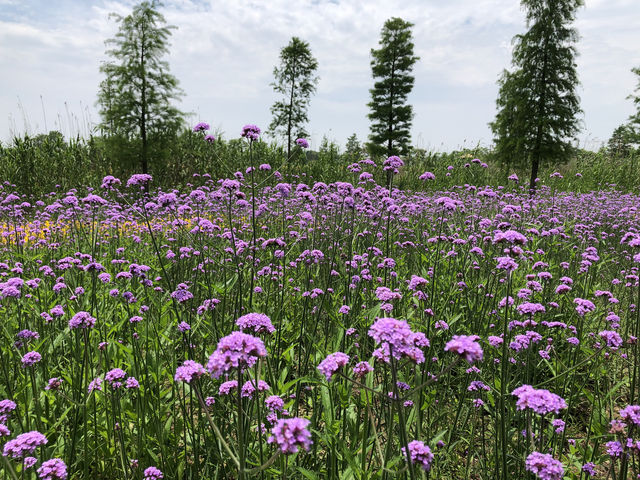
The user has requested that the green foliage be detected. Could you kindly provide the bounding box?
[97,0,184,174]
[269,37,319,159]
[491,0,583,191]
[367,17,419,158]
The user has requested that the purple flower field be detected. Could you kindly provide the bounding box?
[1,155,640,479]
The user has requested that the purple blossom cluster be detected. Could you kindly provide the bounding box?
[207,331,267,378]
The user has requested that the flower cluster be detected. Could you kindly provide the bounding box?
[268,418,313,454]
[207,331,267,378]
[512,385,567,415]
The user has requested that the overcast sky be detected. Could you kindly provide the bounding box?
[1,0,639,151]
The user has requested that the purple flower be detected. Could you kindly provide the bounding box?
[143,466,164,479]
[353,361,374,378]
[3,430,47,458]
[268,418,313,454]
[582,462,596,477]
[0,399,17,415]
[401,440,434,471]
[620,405,640,425]
[126,174,152,187]
[296,138,309,149]
[241,124,261,141]
[101,175,121,189]
[177,321,190,332]
[207,331,267,378]
[419,171,435,181]
[512,385,567,415]
[606,440,623,457]
[204,134,215,143]
[241,379,270,398]
[174,360,206,383]
[368,317,428,364]
[171,284,193,303]
[493,230,527,245]
[599,330,623,350]
[37,458,67,480]
[68,311,96,330]
[45,378,62,391]
[21,351,42,367]
[525,452,564,480]
[193,122,210,132]
[105,368,126,389]
[125,377,140,389]
[23,456,37,469]
[317,352,350,381]
[265,395,284,412]
[218,380,239,395]
[444,335,483,363]
[517,303,546,316]
[88,377,103,393]
[236,313,275,335]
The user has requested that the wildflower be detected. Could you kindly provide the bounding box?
[177,321,190,332]
[125,377,140,389]
[219,381,238,395]
[444,335,483,363]
[193,122,210,132]
[419,172,435,181]
[496,256,518,271]
[21,351,42,367]
[236,313,275,335]
[317,352,350,381]
[241,124,261,141]
[0,424,10,436]
[552,419,565,433]
[88,377,103,393]
[401,440,434,471]
[207,331,267,378]
[599,330,623,350]
[581,462,596,477]
[268,418,313,454]
[68,311,96,329]
[265,395,285,412]
[620,405,640,425]
[368,317,428,364]
[204,134,215,143]
[353,361,374,378]
[37,458,67,480]
[143,466,164,479]
[45,378,62,391]
[174,361,206,383]
[105,368,127,389]
[606,440,623,457]
[241,380,270,398]
[525,452,564,480]
[126,174,152,187]
[3,431,47,458]
[296,138,309,148]
[512,385,567,415]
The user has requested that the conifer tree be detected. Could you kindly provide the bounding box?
[491,0,583,192]
[367,18,419,158]
[97,0,183,174]
[269,37,319,160]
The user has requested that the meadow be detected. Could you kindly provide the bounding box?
[1,129,640,479]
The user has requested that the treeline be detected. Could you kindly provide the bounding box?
[1,129,639,197]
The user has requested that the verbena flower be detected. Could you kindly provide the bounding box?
[3,430,47,458]
[236,313,275,335]
[268,418,313,454]
[368,317,428,364]
[444,335,483,363]
[296,138,309,148]
[126,174,152,187]
[401,440,434,471]
[207,331,267,378]
[193,122,210,132]
[512,385,567,415]
[241,124,261,141]
[68,311,96,329]
[619,405,640,425]
[525,452,564,480]
[174,360,206,383]
[317,352,350,381]
[37,458,67,480]
[21,351,42,367]
[143,466,163,479]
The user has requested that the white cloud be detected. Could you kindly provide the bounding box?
[0,0,639,150]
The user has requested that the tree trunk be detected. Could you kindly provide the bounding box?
[287,68,296,160]
[530,33,549,195]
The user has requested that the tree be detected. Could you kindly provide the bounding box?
[490,0,583,193]
[367,17,419,158]
[269,37,319,160]
[97,0,183,174]
[629,67,640,128]
[344,133,364,164]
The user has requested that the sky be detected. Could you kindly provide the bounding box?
[0,0,639,152]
